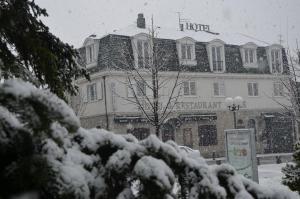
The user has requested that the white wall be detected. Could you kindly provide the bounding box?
[76,71,291,117]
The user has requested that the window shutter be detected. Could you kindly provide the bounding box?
[216,47,222,71]
[253,83,258,96]
[248,83,253,96]
[127,85,134,98]
[144,41,149,68]
[187,45,192,60]
[92,84,97,101]
[219,82,225,96]
[212,47,216,70]
[213,82,219,96]
[245,49,249,63]
[249,49,254,63]
[279,83,284,96]
[137,40,143,68]
[181,44,186,59]
[146,81,152,97]
[86,85,91,102]
[190,82,196,95]
[183,81,189,95]
[97,82,103,100]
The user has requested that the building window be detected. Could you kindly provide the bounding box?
[86,44,95,64]
[183,128,193,148]
[248,82,258,96]
[273,82,284,97]
[137,40,150,68]
[240,43,258,68]
[162,126,175,142]
[271,49,282,73]
[207,40,226,72]
[211,46,224,72]
[213,81,225,96]
[136,80,147,96]
[183,81,196,96]
[127,80,147,98]
[181,44,192,60]
[127,128,150,140]
[198,125,217,146]
[244,49,254,64]
[176,37,197,66]
[87,83,97,102]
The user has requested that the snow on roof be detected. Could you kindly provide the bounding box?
[108,24,270,46]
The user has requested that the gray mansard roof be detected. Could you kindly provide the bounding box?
[78,25,288,74]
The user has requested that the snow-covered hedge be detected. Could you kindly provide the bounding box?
[0,79,299,199]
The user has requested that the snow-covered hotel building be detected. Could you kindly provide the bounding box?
[73,14,295,157]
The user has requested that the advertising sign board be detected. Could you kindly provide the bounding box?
[225,129,258,182]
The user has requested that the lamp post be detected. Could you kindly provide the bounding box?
[225,96,243,129]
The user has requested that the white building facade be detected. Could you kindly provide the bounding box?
[72,14,295,157]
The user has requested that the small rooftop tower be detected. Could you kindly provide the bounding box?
[137,13,146,29]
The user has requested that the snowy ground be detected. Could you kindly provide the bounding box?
[258,163,287,186]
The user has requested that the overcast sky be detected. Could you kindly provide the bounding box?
[36,0,300,50]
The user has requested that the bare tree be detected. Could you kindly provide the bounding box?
[274,43,300,141]
[69,87,87,117]
[112,17,186,137]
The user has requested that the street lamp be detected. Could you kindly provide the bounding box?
[225,96,244,129]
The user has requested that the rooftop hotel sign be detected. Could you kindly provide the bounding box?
[179,22,219,35]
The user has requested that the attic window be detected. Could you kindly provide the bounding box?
[267,45,283,74]
[176,37,197,66]
[132,33,152,69]
[137,40,150,68]
[240,43,258,68]
[86,44,95,64]
[207,39,226,73]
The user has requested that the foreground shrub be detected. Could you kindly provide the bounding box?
[0,79,298,199]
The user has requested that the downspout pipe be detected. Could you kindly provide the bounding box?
[103,76,109,130]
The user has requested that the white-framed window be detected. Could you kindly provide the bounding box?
[213,81,225,96]
[240,43,258,68]
[183,81,196,96]
[273,82,284,97]
[86,44,95,64]
[207,39,226,73]
[271,49,282,73]
[132,33,151,69]
[137,40,150,68]
[87,83,97,102]
[136,80,147,96]
[127,80,148,98]
[244,48,255,64]
[176,37,197,66]
[248,82,258,96]
[267,44,283,74]
[181,44,192,60]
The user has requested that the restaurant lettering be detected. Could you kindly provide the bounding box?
[139,101,223,111]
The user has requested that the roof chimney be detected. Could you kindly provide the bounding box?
[137,13,146,29]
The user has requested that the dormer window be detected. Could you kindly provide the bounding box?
[137,40,150,68]
[181,44,192,60]
[267,44,283,74]
[132,33,151,68]
[86,44,95,64]
[82,37,99,68]
[207,39,226,73]
[176,37,197,66]
[271,49,282,73]
[240,42,258,68]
